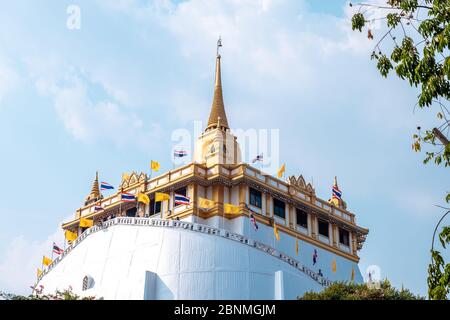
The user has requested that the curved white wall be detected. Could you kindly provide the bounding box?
[39,220,362,300]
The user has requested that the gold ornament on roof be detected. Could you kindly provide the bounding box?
[84,171,103,205]
[288,175,315,195]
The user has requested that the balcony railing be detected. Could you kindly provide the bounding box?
[38,217,333,288]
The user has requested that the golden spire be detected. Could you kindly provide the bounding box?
[85,171,101,204]
[206,37,229,131]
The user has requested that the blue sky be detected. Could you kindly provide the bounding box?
[0,0,448,296]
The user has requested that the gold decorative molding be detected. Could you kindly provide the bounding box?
[121,171,147,189]
[288,175,315,196]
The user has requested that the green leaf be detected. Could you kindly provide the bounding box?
[351,13,365,32]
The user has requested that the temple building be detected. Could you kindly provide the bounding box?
[36,45,368,300]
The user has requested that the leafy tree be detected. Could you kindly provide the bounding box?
[350,0,450,300]
[299,280,423,300]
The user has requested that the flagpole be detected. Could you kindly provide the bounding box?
[197,200,199,225]
[248,208,251,239]
[172,153,175,170]
[222,203,224,230]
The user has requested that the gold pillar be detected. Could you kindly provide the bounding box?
[192,184,198,218]
[289,205,294,228]
[332,225,338,247]
[213,184,224,214]
[311,216,316,239]
[266,193,272,217]
[239,184,246,206]
[352,232,358,255]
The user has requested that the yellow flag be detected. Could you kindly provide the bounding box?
[65,230,78,241]
[329,197,339,207]
[224,203,240,214]
[332,257,337,273]
[295,238,299,255]
[79,217,94,228]
[274,224,280,241]
[137,193,150,205]
[37,268,42,278]
[351,267,355,282]
[198,197,215,209]
[155,192,170,202]
[42,256,52,266]
[122,172,130,181]
[277,164,285,178]
[151,160,160,171]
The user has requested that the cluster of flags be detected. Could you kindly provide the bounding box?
[76,161,351,282]
[37,242,65,279]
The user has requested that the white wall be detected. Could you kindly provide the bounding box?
[201,215,363,284]
[40,222,356,300]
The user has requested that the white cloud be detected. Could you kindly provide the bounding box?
[33,67,163,149]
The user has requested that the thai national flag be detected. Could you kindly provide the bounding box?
[100,182,114,190]
[94,205,104,212]
[174,150,188,158]
[174,194,190,205]
[332,185,342,200]
[121,192,136,202]
[52,242,64,255]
